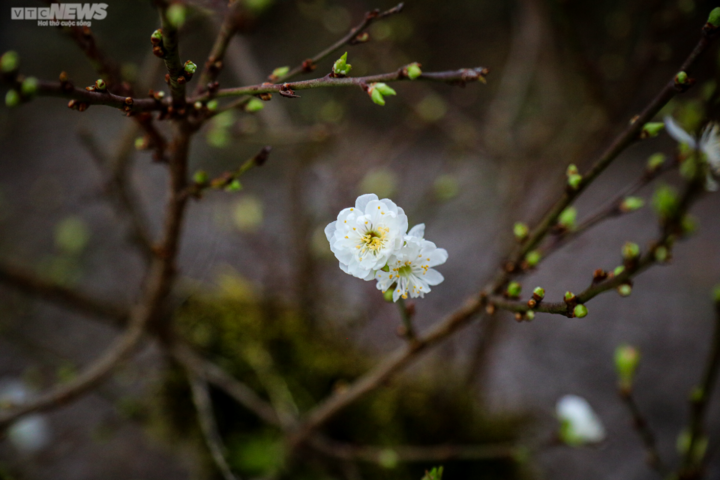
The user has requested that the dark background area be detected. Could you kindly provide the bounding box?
[1,0,720,479]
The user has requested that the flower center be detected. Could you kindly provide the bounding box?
[359,227,388,254]
[397,265,412,277]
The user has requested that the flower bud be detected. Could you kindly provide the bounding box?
[150,29,163,44]
[245,98,265,113]
[566,164,579,176]
[646,153,665,172]
[525,250,541,267]
[20,77,38,97]
[532,287,545,301]
[406,63,422,80]
[558,207,577,230]
[613,265,625,276]
[641,122,664,138]
[166,4,187,28]
[193,170,209,184]
[332,52,352,76]
[675,71,688,85]
[525,310,535,321]
[564,291,576,303]
[1,51,19,73]
[620,196,644,212]
[708,7,720,27]
[383,288,394,302]
[556,395,605,446]
[5,89,20,107]
[94,79,106,91]
[506,281,522,299]
[617,284,632,297]
[513,222,529,241]
[614,344,640,390]
[622,241,640,261]
[184,60,197,75]
[573,304,588,318]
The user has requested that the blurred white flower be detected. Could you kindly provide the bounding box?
[664,116,720,191]
[556,394,605,446]
[375,233,448,302]
[0,379,51,453]
[325,194,408,280]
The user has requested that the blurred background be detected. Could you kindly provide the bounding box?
[1,0,720,479]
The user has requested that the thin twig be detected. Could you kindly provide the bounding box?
[679,298,720,478]
[157,0,186,107]
[619,390,668,475]
[194,2,244,94]
[187,371,241,480]
[396,298,416,342]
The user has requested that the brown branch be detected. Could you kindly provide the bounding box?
[619,390,668,475]
[31,79,165,112]
[274,3,405,83]
[187,371,240,480]
[157,1,187,107]
[679,299,720,478]
[0,262,127,327]
[194,2,244,94]
[308,435,518,464]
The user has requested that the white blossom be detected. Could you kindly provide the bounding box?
[0,379,51,453]
[556,394,605,446]
[664,116,720,191]
[375,229,448,302]
[325,194,409,280]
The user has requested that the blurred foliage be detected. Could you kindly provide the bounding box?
[150,270,529,480]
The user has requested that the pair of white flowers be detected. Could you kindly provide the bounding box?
[325,194,448,302]
[664,116,720,191]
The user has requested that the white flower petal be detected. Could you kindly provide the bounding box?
[664,116,697,149]
[422,269,444,286]
[408,223,425,239]
[355,194,378,212]
[556,395,605,444]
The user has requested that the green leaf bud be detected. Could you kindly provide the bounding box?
[378,449,398,469]
[407,63,422,80]
[613,265,625,276]
[620,196,644,212]
[654,245,669,262]
[383,288,394,302]
[245,98,265,113]
[641,122,665,138]
[708,7,720,27]
[712,284,720,303]
[193,170,209,184]
[566,164,579,176]
[676,430,708,464]
[513,222,529,241]
[207,99,218,111]
[558,207,577,230]
[652,184,679,219]
[271,66,289,78]
[525,250,541,267]
[676,71,688,85]
[370,87,385,106]
[564,291,576,303]
[567,173,582,190]
[94,78,106,91]
[525,310,535,321]
[225,179,242,192]
[374,83,396,96]
[614,344,640,388]
[1,51,19,73]
[21,77,38,97]
[332,52,352,76]
[5,89,20,107]
[682,215,698,235]
[134,137,146,150]
[573,304,588,318]
[506,281,522,299]
[646,153,666,172]
[622,241,640,261]
[150,29,163,43]
[617,284,632,297]
[166,4,187,28]
[184,60,197,75]
[533,287,545,299]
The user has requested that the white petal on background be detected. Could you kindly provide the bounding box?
[355,193,378,212]
[664,116,697,149]
[408,223,425,239]
[556,394,606,444]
